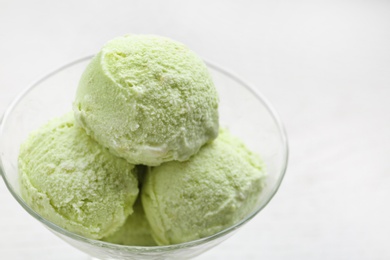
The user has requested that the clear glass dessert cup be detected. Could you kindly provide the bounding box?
[0,56,288,260]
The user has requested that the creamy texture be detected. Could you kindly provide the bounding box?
[74,35,219,166]
[142,129,266,245]
[19,113,139,239]
[102,197,157,246]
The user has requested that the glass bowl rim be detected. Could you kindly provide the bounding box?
[0,55,288,252]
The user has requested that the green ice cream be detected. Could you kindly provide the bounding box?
[102,197,157,246]
[19,113,139,239]
[142,129,266,245]
[73,34,219,166]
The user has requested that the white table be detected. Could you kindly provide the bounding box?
[1,1,389,259]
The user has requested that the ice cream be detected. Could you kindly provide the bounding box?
[73,35,219,166]
[142,129,266,245]
[18,113,139,239]
[17,34,268,247]
[102,197,157,246]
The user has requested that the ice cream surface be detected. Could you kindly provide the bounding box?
[74,34,219,166]
[102,197,157,246]
[142,129,266,245]
[18,113,139,239]
[17,34,270,247]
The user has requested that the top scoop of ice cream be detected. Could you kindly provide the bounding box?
[73,35,219,166]
[142,129,266,245]
[18,113,139,239]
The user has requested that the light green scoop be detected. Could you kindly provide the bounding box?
[74,34,219,166]
[102,197,157,246]
[142,129,266,245]
[18,113,139,239]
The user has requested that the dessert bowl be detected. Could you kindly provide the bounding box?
[0,56,288,259]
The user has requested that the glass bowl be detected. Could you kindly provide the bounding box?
[0,56,288,260]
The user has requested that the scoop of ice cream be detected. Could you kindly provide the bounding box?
[18,113,139,239]
[142,129,266,245]
[102,197,157,246]
[73,34,219,166]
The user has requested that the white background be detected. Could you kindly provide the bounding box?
[1,0,390,259]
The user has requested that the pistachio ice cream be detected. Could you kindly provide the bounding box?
[73,35,219,166]
[102,197,156,246]
[142,129,266,245]
[19,113,139,239]
[18,34,267,247]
